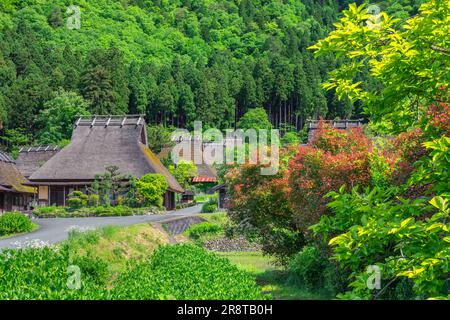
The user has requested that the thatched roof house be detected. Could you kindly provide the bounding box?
[16,145,60,178]
[28,115,183,209]
[159,139,218,184]
[0,151,35,212]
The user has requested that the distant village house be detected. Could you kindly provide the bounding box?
[0,151,35,213]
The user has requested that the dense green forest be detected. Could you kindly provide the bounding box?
[0,0,425,149]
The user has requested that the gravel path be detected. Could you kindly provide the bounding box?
[0,204,202,249]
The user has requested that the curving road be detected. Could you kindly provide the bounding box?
[0,204,202,249]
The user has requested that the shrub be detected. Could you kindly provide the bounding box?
[96,205,134,217]
[67,197,83,209]
[33,206,67,218]
[313,186,450,299]
[34,206,58,214]
[71,253,110,286]
[87,194,100,207]
[134,173,168,208]
[369,142,396,188]
[33,205,157,218]
[281,132,300,146]
[67,191,88,209]
[0,241,266,299]
[311,120,370,155]
[288,246,340,297]
[201,200,218,213]
[226,123,374,263]
[111,244,266,299]
[171,160,198,190]
[0,212,34,236]
[226,154,303,264]
[390,128,427,185]
[0,247,107,299]
[288,121,372,229]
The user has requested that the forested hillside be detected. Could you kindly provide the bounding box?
[0,0,424,149]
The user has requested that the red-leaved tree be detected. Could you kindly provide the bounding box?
[288,121,372,229]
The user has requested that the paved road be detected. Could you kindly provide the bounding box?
[0,204,202,249]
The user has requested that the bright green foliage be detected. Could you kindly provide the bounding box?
[67,191,88,209]
[111,244,266,299]
[33,205,159,218]
[0,1,432,151]
[71,253,110,287]
[0,128,30,156]
[281,132,300,146]
[0,212,34,236]
[368,141,396,188]
[134,173,169,208]
[87,194,100,207]
[288,246,342,298]
[0,241,265,299]
[311,1,450,132]
[36,90,90,145]
[315,188,449,300]
[304,1,450,300]
[0,0,350,151]
[312,135,450,299]
[237,107,273,131]
[171,160,198,190]
[185,221,223,241]
[201,198,218,213]
[410,136,450,195]
[0,247,107,299]
[194,193,218,204]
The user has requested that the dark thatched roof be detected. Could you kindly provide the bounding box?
[0,151,35,194]
[16,145,60,178]
[0,185,13,192]
[29,115,183,193]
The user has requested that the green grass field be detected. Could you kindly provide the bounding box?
[217,251,328,300]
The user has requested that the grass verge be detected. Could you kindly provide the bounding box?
[65,223,169,274]
[0,222,40,240]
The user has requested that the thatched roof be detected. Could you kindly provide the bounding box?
[0,151,35,194]
[158,140,218,182]
[16,145,60,178]
[29,115,183,193]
